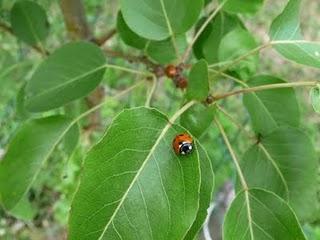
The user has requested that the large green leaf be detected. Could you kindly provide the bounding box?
[10,0,49,45]
[117,11,147,49]
[219,28,259,79]
[69,107,201,240]
[270,0,320,68]
[146,35,187,64]
[220,0,264,14]
[224,188,306,240]
[0,116,72,210]
[120,0,203,40]
[243,75,300,136]
[187,60,209,101]
[25,42,106,112]
[180,103,215,138]
[241,127,318,221]
[184,143,214,240]
[193,12,242,64]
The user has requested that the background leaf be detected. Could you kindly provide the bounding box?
[224,188,306,240]
[187,60,209,101]
[241,127,319,222]
[180,103,215,138]
[120,0,203,40]
[220,0,264,14]
[193,12,242,64]
[0,115,72,210]
[117,11,147,49]
[25,42,106,112]
[8,195,36,221]
[270,0,320,69]
[243,75,300,136]
[219,28,259,79]
[146,35,186,64]
[69,107,201,240]
[10,0,49,46]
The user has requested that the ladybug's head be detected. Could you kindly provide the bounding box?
[179,142,193,155]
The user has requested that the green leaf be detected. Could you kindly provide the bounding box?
[10,0,49,45]
[0,115,72,210]
[69,107,201,240]
[243,75,300,136]
[241,127,319,222]
[146,35,186,64]
[310,84,320,113]
[219,28,259,79]
[193,12,242,64]
[184,143,214,240]
[63,123,80,157]
[270,0,320,68]
[117,11,147,49]
[220,0,264,14]
[180,103,215,138]
[120,0,203,40]
[224,188,306,240]
[187,60,209,101]
[25,42,106,112]
[16,83,31,120]
[9,195,36,221]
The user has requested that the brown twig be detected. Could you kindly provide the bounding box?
[103,47,165,77]
[94,28,117,46]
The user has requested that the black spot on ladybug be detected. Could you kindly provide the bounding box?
[179,142,193,155]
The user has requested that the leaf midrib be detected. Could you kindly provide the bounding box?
[27,64,106,101]
[97,119,174,239]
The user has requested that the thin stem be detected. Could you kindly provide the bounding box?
[209,69,248,87]
[214,117,248,190]
[271,40,320,45]
[216,104,254,139]
[94,28,117,46]
[213,81,317,101]
[169,101,196,124]
[208,60,233,68]
[74,81,144,123]
[103,48,157,69]
[216,42,271,72]
[159,0,180,59]
[181,0,227,63]
[145,75,157,107]
[104,63,153,77]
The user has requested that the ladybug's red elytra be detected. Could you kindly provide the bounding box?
[172,133,194,155]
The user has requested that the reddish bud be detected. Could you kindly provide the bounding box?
[176,76,188,89]
[165,64,178,78]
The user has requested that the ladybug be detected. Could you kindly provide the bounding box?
[172,133,194,155]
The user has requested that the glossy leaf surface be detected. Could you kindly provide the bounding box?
[69,107,201,240]
[224,188,306,240]
[120,0,203,40]
[270,0,320,68]
[0,116,72,210]
[243,75,300,135]
[25,42,106,112]
[241,127,318,221]
[10,0,49,45]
